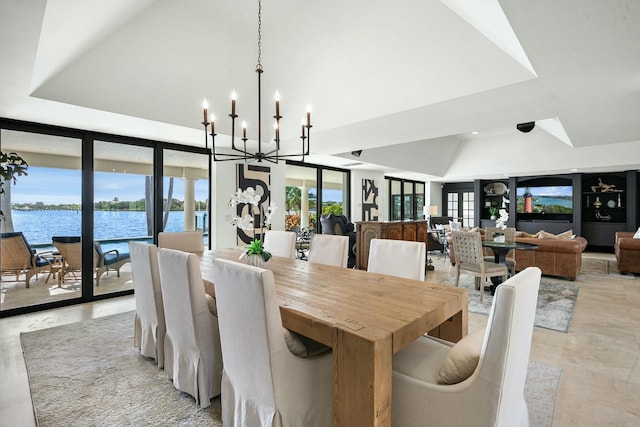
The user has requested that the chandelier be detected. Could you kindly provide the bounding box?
[200,0,311,163]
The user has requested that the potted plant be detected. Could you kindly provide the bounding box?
[1,151,29,219]
[228,187,278,267]
[488,206,498,220]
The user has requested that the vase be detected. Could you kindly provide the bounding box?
[246,254,267,268]
[593,196,602,209]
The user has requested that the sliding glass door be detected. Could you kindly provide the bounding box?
[1,130,83,311]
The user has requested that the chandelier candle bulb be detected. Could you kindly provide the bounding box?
[202,99,208,123]
[210,114,215,134]
[231,91,237,116]
[307,106,311,126]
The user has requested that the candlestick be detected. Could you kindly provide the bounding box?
[210,113,215,134]
[301,119,305,138]
[275,91,280,117]
[306,105,311,126]
[242,121,247,139]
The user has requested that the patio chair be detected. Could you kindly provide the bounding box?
[1,231,55,287]
[52,236,130,286]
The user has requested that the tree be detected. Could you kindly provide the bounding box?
[0,151,28,230]
[285,186,301,213]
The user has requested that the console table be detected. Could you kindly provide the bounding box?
[355,220,428,270]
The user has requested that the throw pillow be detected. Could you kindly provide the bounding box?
[634,227,640,239]
[539,230,575,240]
[538,230,557,239]
[204,293,218,316]
[556,230,575,239]
[521,231,541,238]
[437,329,485,385]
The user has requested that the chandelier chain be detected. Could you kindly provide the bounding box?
[256,0,262,70]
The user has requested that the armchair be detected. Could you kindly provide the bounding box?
[615,231,640,274]
[1,231,55,287]
[320,214,356,268]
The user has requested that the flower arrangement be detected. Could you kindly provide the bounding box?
[229,187,277,262]
[495,208,509,230]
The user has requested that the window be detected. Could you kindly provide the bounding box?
[285,162,350,233]
[387,177,425,221]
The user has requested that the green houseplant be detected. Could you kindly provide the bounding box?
[488,206,499,220]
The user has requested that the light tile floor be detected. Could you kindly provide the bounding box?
[1,254,639,426]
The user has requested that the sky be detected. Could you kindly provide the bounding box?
[515,186,573,198]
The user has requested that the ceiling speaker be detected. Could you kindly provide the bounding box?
[517,122,535,133]
[351,150,362,158]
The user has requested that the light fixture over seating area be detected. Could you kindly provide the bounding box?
[200,0,312,163]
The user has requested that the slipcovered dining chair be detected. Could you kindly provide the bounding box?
[211,258,333,427]
[484,227,517,276]
[451,231,508,302]
[1,231,54,287]
[157,248,223,408]
[391,267,542,427]
[367,238,426,281]
[129,241,165,368]
[262,230,297,259]
[307,234,349,267]
[158,230,204,254]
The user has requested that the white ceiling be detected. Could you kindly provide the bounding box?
[1,0,639,182]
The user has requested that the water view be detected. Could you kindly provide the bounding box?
[10,210,208,249]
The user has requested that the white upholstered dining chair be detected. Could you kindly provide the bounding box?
[262,230,297,259]
[307,234,349,267]
[392,267,542,427]
[158,230,204,253]
[129,241,165,368]
[211,258,333,427]
[367,238,426,281]
[452,231,508,302]
[157,248,222,408]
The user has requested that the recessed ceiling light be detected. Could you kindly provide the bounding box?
[570,168,578,172]
[471,131,479,135]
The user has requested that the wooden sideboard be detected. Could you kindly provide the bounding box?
[355,220,429,270]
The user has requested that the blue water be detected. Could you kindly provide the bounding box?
[9,210,208,252]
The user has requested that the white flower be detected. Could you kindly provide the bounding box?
[228,187,278,231]
[264,202,278,226]
[232,214,255,231]
[496,209,509,229]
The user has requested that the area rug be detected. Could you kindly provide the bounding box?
[438,276,579,333]
[21,311,561,427]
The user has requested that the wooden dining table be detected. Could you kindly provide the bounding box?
[200,248,468,427]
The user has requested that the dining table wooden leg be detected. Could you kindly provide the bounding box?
[332,328,393,427]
